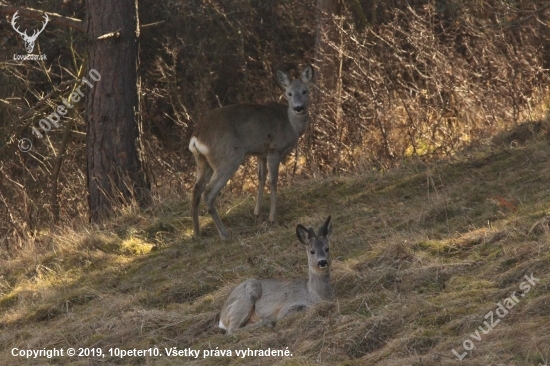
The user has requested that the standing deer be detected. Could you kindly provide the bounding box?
[189,65,314,240]
[219,216,333,334]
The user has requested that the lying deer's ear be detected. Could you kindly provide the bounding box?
[318,215,332,238]
[296,224,314,245]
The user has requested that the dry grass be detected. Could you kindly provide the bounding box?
[1,124,550,365]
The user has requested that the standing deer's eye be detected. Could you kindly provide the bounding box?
[325,248,329,252]
[288,92,293,97]
[310,250,315,255]
[302,90,307,95]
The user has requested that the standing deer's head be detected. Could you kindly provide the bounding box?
[11,11,49,53]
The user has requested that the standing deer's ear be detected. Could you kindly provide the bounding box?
[301,65,314,84]
[317,216,332,238]
[296,224,316,245]
[276,69,292,88]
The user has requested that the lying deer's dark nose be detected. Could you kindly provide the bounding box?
[294,105,304,112]
[318,260,328,267]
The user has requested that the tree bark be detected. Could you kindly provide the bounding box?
[310,0,342,171]
[315,0,341,98]
[85,0,150,222]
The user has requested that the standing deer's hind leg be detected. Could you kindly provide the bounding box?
[204,162,242,240]
[191,154,213,237]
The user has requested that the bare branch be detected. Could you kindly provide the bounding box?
[0,4,84,33]
[0,79,80,157]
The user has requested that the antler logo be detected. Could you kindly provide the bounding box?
[11,11,49,54]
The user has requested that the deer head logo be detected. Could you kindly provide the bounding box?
[11,11,49,54]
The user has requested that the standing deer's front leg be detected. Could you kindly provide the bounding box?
[267,154,281,223]
[254,157,267,222]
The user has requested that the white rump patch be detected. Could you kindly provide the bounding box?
[189,136,209,155]
[218,319,227,330]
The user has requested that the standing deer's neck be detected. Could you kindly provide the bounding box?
[287,108,309,137]
[307,271,333,300]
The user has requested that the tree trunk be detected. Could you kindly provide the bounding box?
[315,0,341,98]
[310,0,342,171]
[85,0,150,222]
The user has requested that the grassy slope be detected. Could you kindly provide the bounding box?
[1,131,550,365]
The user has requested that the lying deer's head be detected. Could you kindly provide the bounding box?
[297,215,332,274]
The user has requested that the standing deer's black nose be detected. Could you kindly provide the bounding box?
[318,260,328,268]
[294,105,304,112]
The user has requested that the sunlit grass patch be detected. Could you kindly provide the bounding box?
[2,134,550,365]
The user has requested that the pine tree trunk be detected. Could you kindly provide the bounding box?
[315,0,340,97]
[310,0,342,171]
[85,0,150,222]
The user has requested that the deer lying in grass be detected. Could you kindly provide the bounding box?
[189,65,314,240]
[219,216,333,334]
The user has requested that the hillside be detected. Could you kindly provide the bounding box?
[1,124,550,365]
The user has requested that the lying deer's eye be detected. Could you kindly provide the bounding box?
[288,92,293,97]
[325,248,329,252]
[302,90,307,95]
[310,250,315,255]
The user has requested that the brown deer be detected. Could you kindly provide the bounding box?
[189,65,314,239]
[219,216,333,334]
